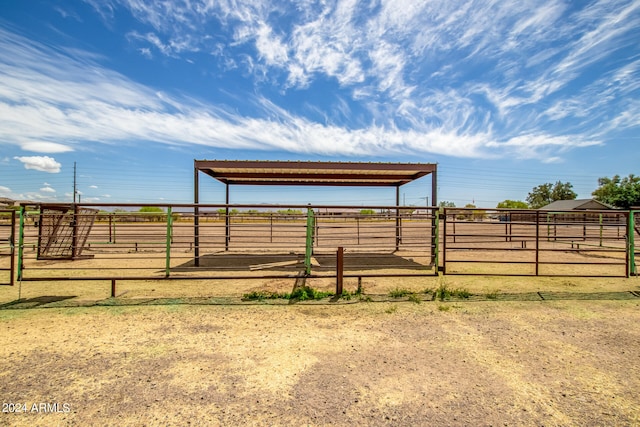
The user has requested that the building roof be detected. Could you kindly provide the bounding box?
[540,199,614,211]
[194,160,437,187]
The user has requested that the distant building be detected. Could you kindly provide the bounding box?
[0,197,16,208]
[540,199,615,211]
[540,199,621,224]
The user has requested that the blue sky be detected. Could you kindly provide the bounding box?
[1,0,638,207]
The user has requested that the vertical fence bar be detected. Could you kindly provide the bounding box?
[8,210,14,286]
[165,206,173,277]
[17,206,25,281]
[599,213,603,247]
[225,185,230,251]
[194,165,200,267]
[433,208,440,273]
[305,206,315,275]
[395,188,400,251]
[71,204,78,258]
[442,208,447,275]
[336,246,344,295]
[535,211,540,276]
[628,211,636,277]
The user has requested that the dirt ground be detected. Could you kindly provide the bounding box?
[1,217,638,425]
[1,295,640,426]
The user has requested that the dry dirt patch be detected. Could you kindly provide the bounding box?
[1,300,640,426]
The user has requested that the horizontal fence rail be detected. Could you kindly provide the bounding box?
[442,208,630,277]
[16,203,439,288]
[8,204,637,293]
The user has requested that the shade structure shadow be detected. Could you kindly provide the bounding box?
[0,295,77,309]
[313,252,432,271]
[171,251,432,272]
[172,252,306,272]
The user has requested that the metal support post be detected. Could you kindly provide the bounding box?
[628,211,636,277]
[17,206,25,281]
[165,206,173,277]
[395,186,400,251]
[535,211,540,276]
[193,164,200,267]
[305,206,315,275]
[442,208,447,275]
[225,184,230,251]
[432,209,439,272]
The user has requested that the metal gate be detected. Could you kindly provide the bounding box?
[37,205,98,259]
[0,209,15,286]
[442,208,629,277]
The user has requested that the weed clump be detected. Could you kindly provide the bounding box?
[243,286,334,301]
[408,294,422,304]
[434,283,471,301]
[287,286,333,301]
[388,287,412,298]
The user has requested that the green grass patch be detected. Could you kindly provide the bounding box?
[385,304,398,314]
[388,287,413,298]
[341,283,365,300]
[408,294,422,304]
[243,286,334,301]
[435,283,471,301]
[486,290,500,300]
[287,286,334,301]
[242,291,280,301]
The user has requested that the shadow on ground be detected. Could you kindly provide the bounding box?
[171,251,431,272]
[1,291,639,310]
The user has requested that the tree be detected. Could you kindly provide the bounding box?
[138,206,165,222]
[526,181,577,209]
[592,174,640,209]
[439,201,456,208]
[139,206,164,213]
[496,200,529,209]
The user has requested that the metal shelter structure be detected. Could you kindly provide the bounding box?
[193,160,438,266]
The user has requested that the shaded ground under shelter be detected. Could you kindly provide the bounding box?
[193,160,438,266]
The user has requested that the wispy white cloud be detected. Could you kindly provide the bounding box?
[2,0,638,165]
[20,141,74,153]
[93,0,639,135]
[0,186,13,196]
[40,186,56,193]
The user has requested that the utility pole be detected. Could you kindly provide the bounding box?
[73,161,77,204]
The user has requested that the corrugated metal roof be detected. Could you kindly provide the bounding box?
[194,160,437,187]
